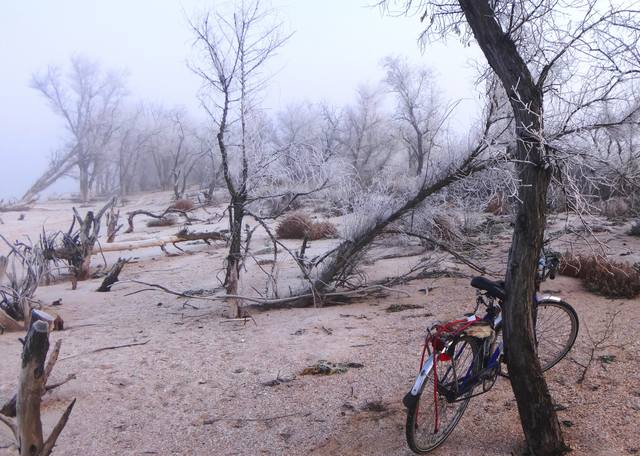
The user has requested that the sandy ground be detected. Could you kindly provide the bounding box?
[0,193,639,455]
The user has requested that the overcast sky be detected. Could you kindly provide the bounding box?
[0,0,483,200]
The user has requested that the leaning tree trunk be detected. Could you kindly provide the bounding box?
[458,1,567,454]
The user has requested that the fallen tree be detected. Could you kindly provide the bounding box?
[0,198,36,213]
[20,148,78,203]
[305,83,510,302]
[92,229,226,253]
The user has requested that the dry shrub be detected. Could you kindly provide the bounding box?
[276,213,338,240]
[146,216,177,228]
[559,252,640,298]
[432,214,461,243]
[276,213,313,239]
[309,221,338,240]
[599,197,630,219]
[628,219,640,236]
[170,198,195,211]
[485,192,510,216]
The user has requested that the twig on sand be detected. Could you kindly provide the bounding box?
[118,280,410,307]
[219,316,257,326]
[203,411,311,425]
[60,340,150,361]
[576,310,621,384]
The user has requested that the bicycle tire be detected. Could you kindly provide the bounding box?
[406,337,480,454]
[498,299,578,375]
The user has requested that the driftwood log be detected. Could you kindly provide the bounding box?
[124,208,201,233]
[0,320,76,456]
[97,258,129,292]
[0,199,36,213]
[94,229,227,253]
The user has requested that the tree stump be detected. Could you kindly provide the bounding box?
[0,318,77,456]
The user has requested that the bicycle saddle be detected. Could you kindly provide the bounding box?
[470,277,505,300]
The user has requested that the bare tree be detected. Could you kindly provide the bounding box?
[29,56,126,202]
[112,106,159,197]
[190,0,290,317]
[381,0,640,453]
[382,56,451,175]
[341,85,397,180]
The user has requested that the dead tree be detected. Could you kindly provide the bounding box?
[189,0,290,317]
[43,198,115,287]
[0,239,48,331]
[382,56,449,175]
[341,86,396,180]
[30,56,125,202]
[1,331,75,418]
[97,257,129,292]
[105,205,122,243]
[0,320,75,456]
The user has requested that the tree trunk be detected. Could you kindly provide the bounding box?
[79,162,90,203]
[457,1,567,454]
[7,318,76,456]
[17,321,49,455]
[415,134,424,176]
[97,258,129,292]
[224,199,245,318]
[21,148,77,203]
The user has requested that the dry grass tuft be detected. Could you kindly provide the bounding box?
[170,199,195,211]
[559,252,640,298]
[276,213,338,240]
[276,213,313,239]
[309,221,339,240]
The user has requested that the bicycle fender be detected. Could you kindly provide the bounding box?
[537,295,562,303]
[408,355,434,398]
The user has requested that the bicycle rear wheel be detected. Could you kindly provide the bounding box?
[499,299,578,374]
[405,337,479,454]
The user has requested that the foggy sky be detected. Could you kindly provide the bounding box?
[0,0,482,200]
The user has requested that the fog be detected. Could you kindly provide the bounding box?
[0,0,481,200]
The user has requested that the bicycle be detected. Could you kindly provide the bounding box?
[403,252,579,454]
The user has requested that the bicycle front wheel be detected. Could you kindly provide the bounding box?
[406,337,479,454]
[499,299,579,374]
